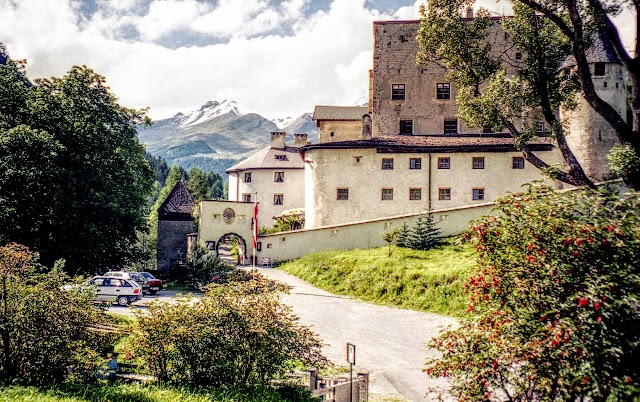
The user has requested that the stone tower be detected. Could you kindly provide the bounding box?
[562,31,627,181]
[156,180,195,272]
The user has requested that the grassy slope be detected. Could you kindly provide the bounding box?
[0,384,315,402]
[279,240,477,317]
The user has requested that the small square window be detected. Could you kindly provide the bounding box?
[274,171,284,182]
[537,122,545,133]
[400,35,408,43]
[512,156,525,169]
[244,172,252,182]
[472,157,485,169]
[515,52,522,60]
[410,158,422,169]
[594,62,606,76]
[392,84,405,100]
[473,188,485,200]
[400,119,413,134]
[382,158,394,170]
[274,194,283,205]
[409,188,421,200]
[444,118,458,134]
[439,188,451,200]
[242,193,251,202]
[438,157,450,169]
[382,188,394,200]
[337,188,349,200]
[437,83,451,99]
[275,154,288,161]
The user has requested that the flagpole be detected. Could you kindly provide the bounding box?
[253,192,258,269]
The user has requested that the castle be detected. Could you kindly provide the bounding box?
[197,18,626,263]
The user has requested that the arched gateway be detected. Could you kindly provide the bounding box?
[198,201,257,265]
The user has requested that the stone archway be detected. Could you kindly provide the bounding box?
[215,233,248,266]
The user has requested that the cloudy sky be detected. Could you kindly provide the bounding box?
[0,0,635,121]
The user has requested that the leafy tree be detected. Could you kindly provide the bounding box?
[187,167,210,204]
[426,186,640,401]
[382,228,400,256]
[144,151,169,185]
[395,222,411,248]
[408,213,443,250]
[206,170,225,199]
[0,243,115,385]
[0,60,153,275]
[128,279,328,386]
[417,0,640,188]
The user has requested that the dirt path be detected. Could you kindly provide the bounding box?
[252,267,457,402]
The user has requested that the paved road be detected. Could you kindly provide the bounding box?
[253,267,457,402]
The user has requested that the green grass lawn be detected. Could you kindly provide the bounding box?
[0,383,316,402]
[279,240,477,317]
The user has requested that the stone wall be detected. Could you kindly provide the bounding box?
[318,120,363,143]
[157,219,194,271]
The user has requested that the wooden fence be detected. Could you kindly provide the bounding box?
[309,368,369,402]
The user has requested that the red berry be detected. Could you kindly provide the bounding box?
[594,302,600,311]
[578,297,589,307]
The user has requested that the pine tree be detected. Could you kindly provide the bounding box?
[408,213,442,251]
[395,222,410,248]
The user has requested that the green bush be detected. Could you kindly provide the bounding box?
[127,279,327,387]
[0,243,116,385]
[427,186,640,401]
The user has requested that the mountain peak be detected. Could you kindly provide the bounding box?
[178,99,245,128]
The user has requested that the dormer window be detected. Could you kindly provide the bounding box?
[275,154,288,161]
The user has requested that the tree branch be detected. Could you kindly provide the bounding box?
[512,0,575,40]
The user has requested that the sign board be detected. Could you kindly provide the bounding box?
[346,343,356,365]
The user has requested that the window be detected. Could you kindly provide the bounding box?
[244,172,252,182]
[482,126,493,133]
[409,188,422,200]
[537,122,545,133]
[274,171,284,182]
[472,157,485,169]
[381,188,394,200]
[337,188,349,200]
[439,188,451,200]
[275,154,288,161]
[410,158,422,169]
[242,193,251,202]
[437,83,451,99]
[438,157,450,169]
[512,156,525,169]
[515,52,522,60]
[382,158,394,170]
[400,119,413,134]
[400,35,408,42]
[594,62,606,76]
[444,118,458,134]
[392,84,405,100]
[473,188,485,200]
[274,194,283,205]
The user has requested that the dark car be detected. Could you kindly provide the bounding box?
[140,272,163,295]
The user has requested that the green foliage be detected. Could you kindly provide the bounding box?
[426,186,640,401]
[0,383,318,402]
[0,61,154,275]
[280,242,476,317]
[178,243,240,286]
[395,222,410,248]
[407,213,443,251]
[145,151,169,185]
[127,280,328,387]
[0,243,116,385]
[382,228,400,257]
[608,144,640,184]
[187,167,211,205]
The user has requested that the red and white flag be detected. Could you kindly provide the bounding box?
[253,201,259,249]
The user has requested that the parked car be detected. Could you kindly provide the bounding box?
[62,276,143,306]
[104,271,150,295]
[139,272,163,295]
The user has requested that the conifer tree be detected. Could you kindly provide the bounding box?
[395,222,410,248]
[408,213,442,251]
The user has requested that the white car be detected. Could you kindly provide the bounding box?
[62,276,143,306]
[104,271,150,294]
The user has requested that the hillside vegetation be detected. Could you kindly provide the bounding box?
[279,240,477,317]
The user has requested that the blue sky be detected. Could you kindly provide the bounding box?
[0,0,634,120]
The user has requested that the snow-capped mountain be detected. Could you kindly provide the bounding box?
[272,116,296,129]
[137,101,318,176]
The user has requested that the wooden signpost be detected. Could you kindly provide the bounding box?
[346,343,356,402]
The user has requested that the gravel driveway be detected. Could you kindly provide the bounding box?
[253,267,458,402]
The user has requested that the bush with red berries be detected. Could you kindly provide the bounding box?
[426,185,640,401]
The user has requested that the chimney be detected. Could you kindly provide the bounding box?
[362,114,372,140]
[271,131,286,149]
[465,8,473,18]
[294,133,308,147]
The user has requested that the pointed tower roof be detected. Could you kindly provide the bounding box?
[0,43,8,65]
[158,180,195,221]
[563,30,620,68]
